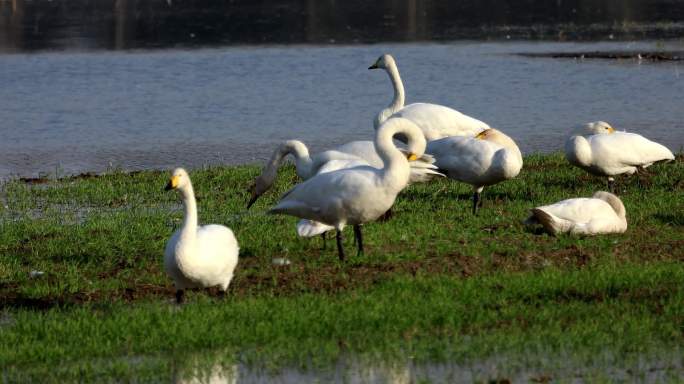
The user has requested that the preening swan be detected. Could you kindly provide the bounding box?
[247,139,441,208]
[164,168,239,303]
[524,191,627,235]
[269,118,427,260]
[369,53,489,141]
[427,128,523,214]
[565,121,675,191]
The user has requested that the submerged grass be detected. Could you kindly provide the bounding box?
[0,153,682,381]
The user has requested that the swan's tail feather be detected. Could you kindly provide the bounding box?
[529,208,563,235]
[296,219,334,237]
[402,150,445,183]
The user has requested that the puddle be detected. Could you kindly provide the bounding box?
[4,349,683,383]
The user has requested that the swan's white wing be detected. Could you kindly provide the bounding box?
[296,219,334,237]
[316,159,369,174]
[589,132,675,169]
[393,103,489,141]
[270,166,391,226]
[536,198,616,224]
[427,136,499,185]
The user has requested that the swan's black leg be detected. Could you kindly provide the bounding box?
[336,230,345,261]
[354,225,364,257]
[607,177,615,193]
[320,233,327,250]
[472,191,481,215]
[175,289,185,304]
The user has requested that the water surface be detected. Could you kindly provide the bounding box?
[1,40,683,178]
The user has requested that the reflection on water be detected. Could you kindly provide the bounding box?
[169,350,684,383]
[0,41,682,179]
[4,348,684,383]
[1,0,684,52]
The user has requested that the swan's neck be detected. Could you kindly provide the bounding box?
[179,184,198,244]
[264,140,313,184]
[375,120,415,191]
[375,62,405,129]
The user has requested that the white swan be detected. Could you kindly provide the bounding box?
[565,121,675,191]
[426,128,523,214]
[164,168,239,303]
[247,139,441,208]
[369,53,490,142]
[269,117,427,260]
[524,191,627,235]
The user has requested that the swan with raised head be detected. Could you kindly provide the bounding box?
[565,121,675,191]
[268,118,427,260]
[426,128,523,214]
[524,191,627,235]
[164,168,239,303]
[369,53,489,141]
[247,139,441,208]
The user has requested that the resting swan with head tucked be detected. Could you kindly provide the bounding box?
[426,128,523,214]
[369,53,489,142]
[268,118,427,261]
[565,121,675,191]
[524,191,627,236]
[164,168,239,304]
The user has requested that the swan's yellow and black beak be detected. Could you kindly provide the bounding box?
[607,126,615,133]
[165,175,179,191]
[368,59,380,70]
[406,152,418,161]
[246,183,259,209]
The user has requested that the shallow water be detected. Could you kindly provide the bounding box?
[1,40,683,179]
[7,349,684,383]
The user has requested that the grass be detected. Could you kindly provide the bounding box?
[0,153,682,382]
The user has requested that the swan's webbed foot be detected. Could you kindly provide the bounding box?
[353,225,364,257]
[175,289,185,304]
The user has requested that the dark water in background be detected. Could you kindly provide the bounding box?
[1,40,683,178]
[1,0,683,178]
[2,0,684,52]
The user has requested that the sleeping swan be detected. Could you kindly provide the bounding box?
[565,121,675,191]
[524,191,627,236]
[427,128,523,214]
[164,168,239,303]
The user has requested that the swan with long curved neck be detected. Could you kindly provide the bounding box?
[369,54,490,142]
[427,128,523,215]
[247,139,441,208]
[268,117,427,260]
[164,168,239,303]
[565,121,675,192]
[524,191,627,235]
